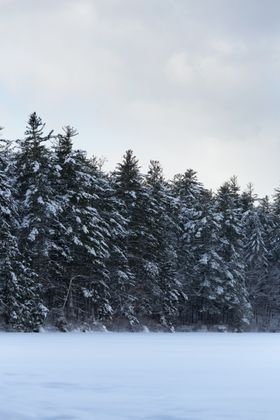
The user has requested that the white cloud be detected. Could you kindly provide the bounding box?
[166,52,194,84]
[0,0,280,196]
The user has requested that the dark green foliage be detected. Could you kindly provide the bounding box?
[145,160,183,328]
[0,113,278,331]
[0,130,46,331]
[53,127,112,324]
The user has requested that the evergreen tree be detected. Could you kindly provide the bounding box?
[0,131,46,331]
[171,169,206,323]
[243,197,270,322]
[183,190,228,324]
[92,164,137,327]
[145,160,183,328]
[261,191,280,325]
[53,127,112,325]
[0,112,278,332]
[114,151,160,324]
[15,113,62,316]
[214,179,251,328]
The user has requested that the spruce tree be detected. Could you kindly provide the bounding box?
[145,160,183,328]
[215,179,251,328]
[0,131,46,331]
[54,127,112,325]
[261,191,280,325]
[243,196,270,323]
[171,169,205,323]
[184,190,228,324]
[114,150,160,325]
[15,113,62,317]
[92,164,137,327]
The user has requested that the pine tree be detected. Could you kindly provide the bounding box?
[0,131,46,331]
[171,169,206,323]
[53,127,112,326]
[91,163,137,327]
[114,150,162,325]
[145,160,183,328]
[244,208,270,323]
[261,191,280,325]
[15,113,62,318]
[214,178,251,328]
[183,190,228,324]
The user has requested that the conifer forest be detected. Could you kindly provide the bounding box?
[0,112,278,332]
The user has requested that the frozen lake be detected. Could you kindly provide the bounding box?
[0,332,279,419]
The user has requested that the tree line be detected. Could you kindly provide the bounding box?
[0,112,278,332]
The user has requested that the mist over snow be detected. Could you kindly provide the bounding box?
[1,332,280,420]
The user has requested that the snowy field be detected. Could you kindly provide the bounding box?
[0,333,280,419]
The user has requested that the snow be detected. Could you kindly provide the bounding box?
[27,227,39,242]
[82,225,89,234]
[33,161,40,173]
[216,285,224,295]
[0,332,280,419]
[199,254,208,265]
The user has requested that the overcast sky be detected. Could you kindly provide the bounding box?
[1,0,280,196]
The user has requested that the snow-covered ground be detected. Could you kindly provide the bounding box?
[0,332,279,419]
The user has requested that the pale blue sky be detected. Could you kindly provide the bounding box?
[1,0,280,196]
